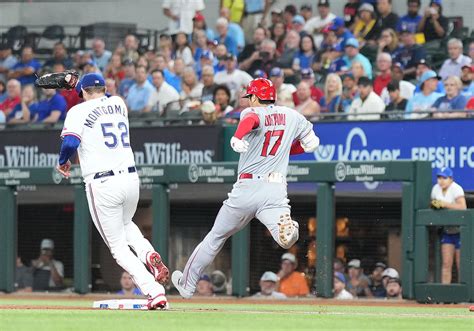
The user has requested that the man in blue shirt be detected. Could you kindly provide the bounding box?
[393,27,426,80]
[9,46,41,85]
[398,0,422,33]
[215,17,238,56]
[329,38,373,78]
[329,17,355,50]
[126,65,155,112]
[220,7,245,53]
[29,88,67,123]
[406,70,444,118]
[118,60,136,99]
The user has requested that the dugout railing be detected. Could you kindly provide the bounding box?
[8,161,473,303]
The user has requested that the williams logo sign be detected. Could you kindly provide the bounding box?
[334,162,387,182]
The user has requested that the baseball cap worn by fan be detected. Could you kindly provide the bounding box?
[260,271,279,282]
[358,3,374,13]
[345,38,359,49]
[270,67,283,77]
[281,252,297,264]
[357,76,372,87]
[329,17,345,31]
[76,73,105,98]
[292,15,305,25]
[318,0,330,7]
[382,268,399,279]
[419,70,440,86]
[347,259,361,269]
[41,239,54,250]
[200,50,214,60]
[301,68,315,79]
[375,262,387,269]
[437,167,453,178]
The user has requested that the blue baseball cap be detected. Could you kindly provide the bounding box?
[292,15,305,25]
[301,68,315,79]
[431,0,442,6]
[199,274,211,282]
[253,69,267,78]
[419,70,440,86]
[334,272,346,283]
[437,167,453,178]
[270,67,283,77]
[345,37,359,48]
[200,50,214,60]
[76,73,105,98]
[329,17,344,31]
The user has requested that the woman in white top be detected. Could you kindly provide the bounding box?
[430,167,467,284]
[174,32,194,66]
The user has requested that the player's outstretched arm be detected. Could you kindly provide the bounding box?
[56,135,80,178]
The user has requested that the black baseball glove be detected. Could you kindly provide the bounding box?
[35,70,79,90]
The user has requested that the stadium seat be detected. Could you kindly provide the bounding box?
[3,25,29,52]
[35,25,66,54]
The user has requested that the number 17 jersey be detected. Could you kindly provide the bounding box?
[60,95,135,179]
[238,105,314,177]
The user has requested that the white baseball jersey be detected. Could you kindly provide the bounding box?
[431,182,465,204]
[238,105,313,177]
[61,96,135,179]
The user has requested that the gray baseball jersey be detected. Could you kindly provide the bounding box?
[238,105,313,177]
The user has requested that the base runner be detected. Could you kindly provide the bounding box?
[172,78,320,298]
[47,72,169,310]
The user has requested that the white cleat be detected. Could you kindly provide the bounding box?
[171,270,193,299]
[147,293,169,310]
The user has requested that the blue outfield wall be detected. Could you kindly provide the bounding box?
[291,119,474,192]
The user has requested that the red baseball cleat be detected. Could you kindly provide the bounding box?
[147,293,168,310]
[146,251,170,285]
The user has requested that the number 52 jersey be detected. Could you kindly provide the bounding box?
[60,95,135,179]
[238,105,314,177]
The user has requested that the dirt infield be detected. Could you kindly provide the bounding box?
[0,292,471,310]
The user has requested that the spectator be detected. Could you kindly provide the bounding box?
[383,80,408,119]
[346,259,372,297]
[243,39,277,76]
[368,262,387,298]
[8,46,41,86]
[270,22,286,56]
[83,59,99,74]
[29,88,67,124]
[146,69,180,114]
[439,39,472,81]
[330,38,373,78]
[373,52,392,95]
[377,28,400,57]
[334,257,346,275]
[317,29,343,71]
[469,42,474,62]
[300,3,313,21]
[375,0,399,36]
[319,73,343,113]
[49,63,80,111]
[240,0,267,43]
[431,167,467,284]
[181,67,203,101]
[200,100,218,124]
[31,239,64,291]
[382,267,399,288]
[276,30,300,80]
[73,50,92,72]
[293,35,317,73]
[405,70,443,119]
[104,54,125,86]
[158,34,173,62]
[0,43,18,83]
[195,274,214,296]
[293,68,324,106]
[220,7,245,52]
[414,59,444,94]
[213,44,228,74]
[351,61,367,83]
[15,257,33,292]
[353,3,379,44]
[215,18,238,56]
[213,84,234,116]
[0,81,6,103]
[334,272,353,300]
[162,0,205,37]
[193,30,211,74]
[270,67,296,108]
[90,38,112,73]
[418,0,449,42]
[238,27,267,68]
[460,65,474,99]
[44,42,73,69]
[393,27,426,80]
[304,0,336,48]
[214,54,252,102]
[385,278,402,299]
[348,76,385,120]
[126,65,154,112]
[292,15,306,37]
[193,12,215,41]
[467,96,474,111]
[329,17,355,50]
[122,34,140,63]
[167,58,185,93]
[105,78,118,96]
[277,253,310,297]
[432,77,468,118]
[268,8,284,28]
[0,79,21,118]
[341,73,358,111]
[283,5,297,30]
[252,271,287,299]
[117,271,142,295]
[398,0,422,34]
[8,84,37,124]
[118,60,136,99]
[295,81,320,118]
[174,32,194,66]
[201,65,218,102]
[343,0,361,29]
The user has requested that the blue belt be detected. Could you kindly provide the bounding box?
[93,166,136,179]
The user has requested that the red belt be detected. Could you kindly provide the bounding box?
[239,173,254,179]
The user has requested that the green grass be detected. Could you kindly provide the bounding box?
[0,298,472,331]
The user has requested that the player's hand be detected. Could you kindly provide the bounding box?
[230,136,249,153]
[56,160,72,179]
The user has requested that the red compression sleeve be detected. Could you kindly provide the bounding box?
[290,140,305,155]
[234,113,260,139]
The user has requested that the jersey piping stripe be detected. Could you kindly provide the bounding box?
[62,132,82,141]
[182,244,203,289]
[88,183,110,248]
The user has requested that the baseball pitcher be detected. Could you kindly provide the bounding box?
[172,78,320,298]
[46,72,169,310]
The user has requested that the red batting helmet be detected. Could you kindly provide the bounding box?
[243,78,276,101]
